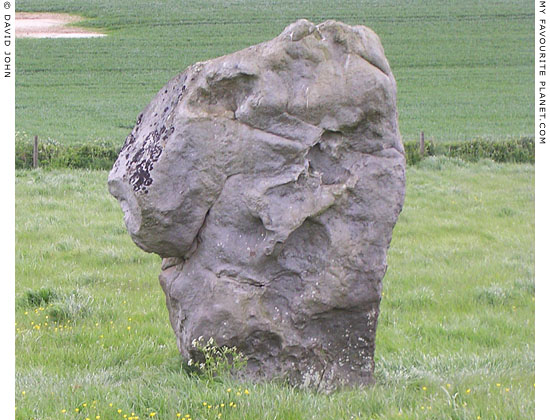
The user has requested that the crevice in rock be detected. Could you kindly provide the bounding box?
[316,363,329,392]
[216,269,266,288]
[190,172,243,257]
[353,52,391,78]
[233,115,309,148]
[306,143,350,185]
[195,208,210,246]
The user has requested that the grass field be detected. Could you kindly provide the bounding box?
[14,0,535,418]
[15,0,533,146]
[15,158,534,419]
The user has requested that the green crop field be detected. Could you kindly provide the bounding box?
[15,0,533,146]
[15,159,534,419]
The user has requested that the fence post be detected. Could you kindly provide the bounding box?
[33,135,39,169]
[420,131,425,157]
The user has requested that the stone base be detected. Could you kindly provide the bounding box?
[159,259,380,391]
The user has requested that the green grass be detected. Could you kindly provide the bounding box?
[14,2,535,417]
[15,159,534,419]
[15,0,534,145]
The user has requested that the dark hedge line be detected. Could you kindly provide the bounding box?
[404,137,534,165]
[16,137,534,170]
[16,139,120,170]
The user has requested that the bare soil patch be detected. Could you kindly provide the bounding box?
[16,13,106,38]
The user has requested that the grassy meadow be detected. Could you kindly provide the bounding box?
[14,0,535,419]
[15,158,534,419]
[15,0,533,145]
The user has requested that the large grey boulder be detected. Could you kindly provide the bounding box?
[108,19,405,390]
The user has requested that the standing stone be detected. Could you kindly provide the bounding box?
[108,19,405,391]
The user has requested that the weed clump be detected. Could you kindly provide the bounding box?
[24,288,58,307]
[47,290,94,322]
[475,285,514,306]
[187,337,247,380]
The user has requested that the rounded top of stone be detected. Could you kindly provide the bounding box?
[276,19,391,76]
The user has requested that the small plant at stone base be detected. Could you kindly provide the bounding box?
[187,336,247,380]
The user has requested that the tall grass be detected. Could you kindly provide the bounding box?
[15,160,534,419]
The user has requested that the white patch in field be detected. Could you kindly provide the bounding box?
[15,13,106,39]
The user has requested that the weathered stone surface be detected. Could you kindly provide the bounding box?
[108,19,405,391]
